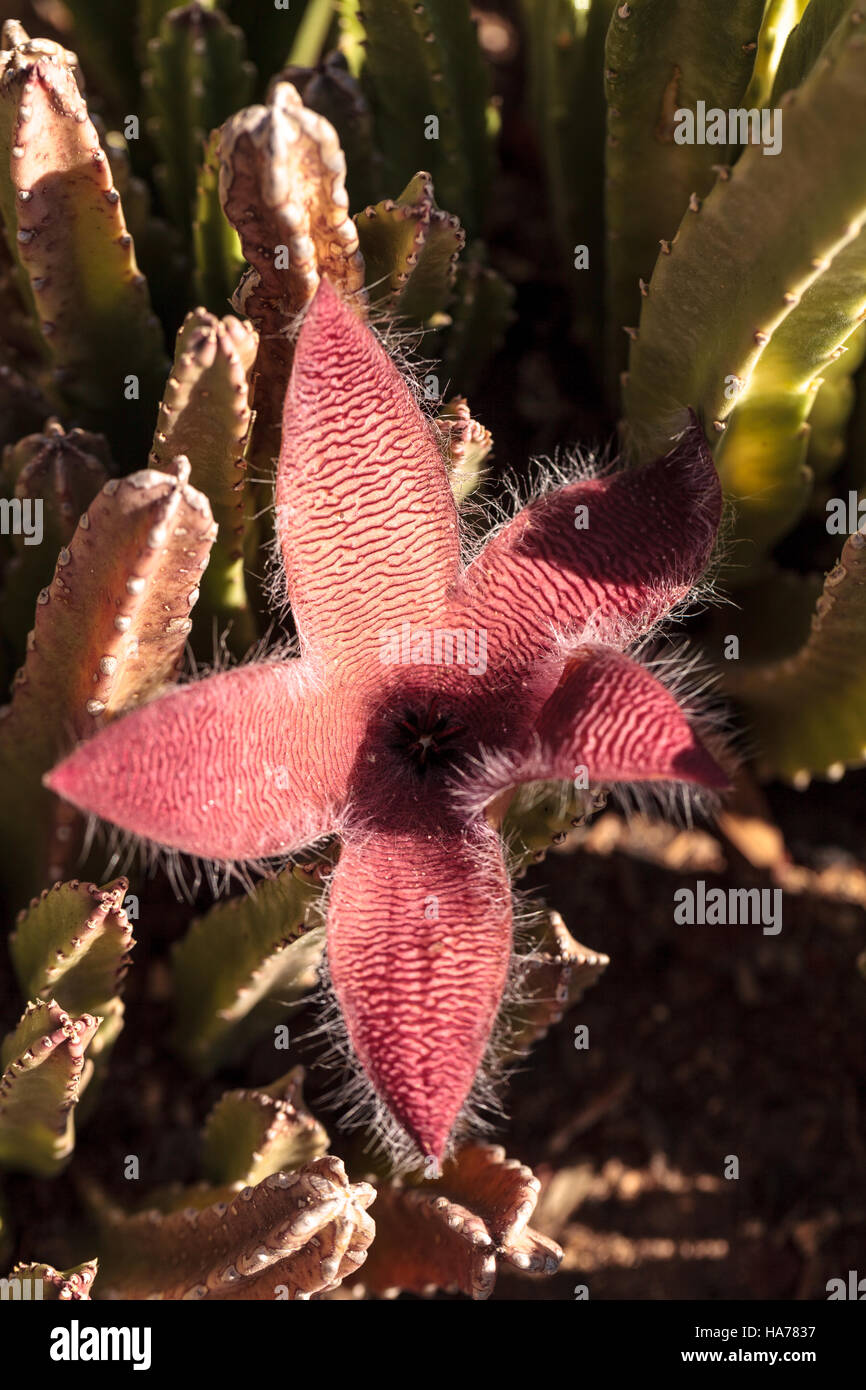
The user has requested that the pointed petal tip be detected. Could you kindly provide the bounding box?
[412,1121,452,1167]
[312,275,341,306]
[43,747,96,816]
[42,754,73,799]
[660,408,721,509]
[305,275,352,328]
[672,741,731,792]
[293,276,365,380]
[327,830,511,1180]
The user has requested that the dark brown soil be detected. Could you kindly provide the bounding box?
[492,773,866,1300]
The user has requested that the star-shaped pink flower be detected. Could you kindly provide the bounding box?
[47,281,725,1159]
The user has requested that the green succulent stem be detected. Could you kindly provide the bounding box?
[346,0,492,238]
[724,528,866,783]
[621,6,866,586]
[289,0,336,68]
[604,0,766,389]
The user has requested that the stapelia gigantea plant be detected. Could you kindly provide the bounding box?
[48,281,726,1159]
[0,0,863,1300]
[0,1,586,1300]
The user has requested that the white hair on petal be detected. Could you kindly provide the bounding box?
[84,810,338,906]
[453,622,738,843]
[293,847,429,1174]
[447,645,740,1145]
[452,888,581,1148]
[454,440,615,570]
[66,618,334,900]
[56,301,747,1175]
[593,633,739,830]
[298,950,427,1177]
[289,878,552,1174]
[55,656,321,905]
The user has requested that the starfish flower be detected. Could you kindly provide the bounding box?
[47,281,725,1159]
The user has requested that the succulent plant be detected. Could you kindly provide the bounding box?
[0,0,862,1304]
[88,1153,376,1301]
[47,283,725,1160]
[0,3,579,1297]
[0,999,99,1176]
[346,1143,562,1299]
[524,0,866,785]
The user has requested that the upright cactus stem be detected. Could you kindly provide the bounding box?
[345,0,492,238]
[622,6,866,582]
[192,128,245,313]
[520,0,614,353]
[218,80,364,466]
[725,526,866,783]
[0,1000,100,1177]
[807,320,866,482]
[100,125,189,335]
[61,1,139,119]
[0,420,109,661]
[14,460,214,733]
[0,461,215,907]
[10,877,135,1063]
[224,0,305,94]
[713,216,866,570]
[153,310,256,541]
[0,24,168,459]
[0,191,43,371]
[151,309,258,650]
[604,0,766,386]
[143,2,254,242]
[442,244,515,395]
[139,2,214,52]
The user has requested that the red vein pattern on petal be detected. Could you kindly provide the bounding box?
[525,646,727,789]
[326,819,512,1159]
[277,280,460,686]
[45,663,355,862]
[452,415,721,674]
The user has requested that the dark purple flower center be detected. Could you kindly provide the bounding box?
[389,696,468,774]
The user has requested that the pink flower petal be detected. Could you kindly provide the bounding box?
[531,646,727,786]
[464,645,727,808]
[45,663,354,861]
[453,415,721,673]
[277,280,460,687]
[327,820,512,1159]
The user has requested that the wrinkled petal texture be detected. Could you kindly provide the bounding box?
[277,280,460,688]
[458,645,727,814]
[527,645,728,788]
[43,279,728,1161]
[46,664,356,861]
[327,821,512,1159]
[452,417,721,677]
